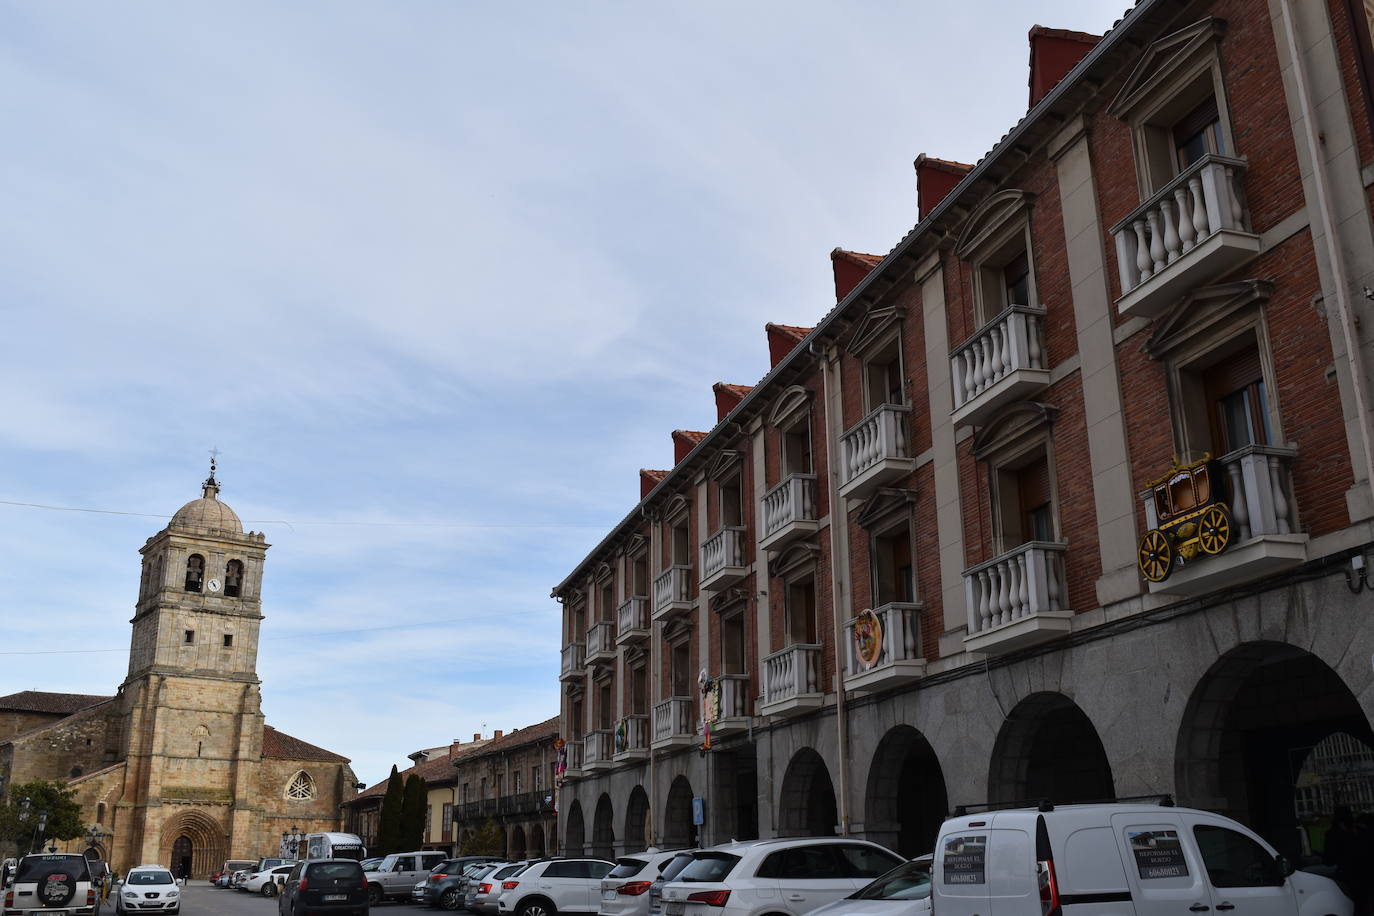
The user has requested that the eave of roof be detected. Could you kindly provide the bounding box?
[553,0,1153,594]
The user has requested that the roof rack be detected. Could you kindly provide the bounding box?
[951,794,1174,817]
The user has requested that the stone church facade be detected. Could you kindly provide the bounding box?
[0,469,357,877]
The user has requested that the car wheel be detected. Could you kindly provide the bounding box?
[518,899,556,916]
[262,883,278,897]
[368,884,384,906]
[439,889,462,911]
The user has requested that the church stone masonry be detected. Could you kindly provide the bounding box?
[0,469,357,877]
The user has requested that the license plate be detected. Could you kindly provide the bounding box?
[665,904,685,916]
[324,895,347,902]
[603,890,617,901]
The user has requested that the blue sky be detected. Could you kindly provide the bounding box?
[0,1,1125,786]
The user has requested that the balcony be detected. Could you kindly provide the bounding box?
[583,729,615,772]
[963,542,1072,655]
[653,565,694,623]
[562,738,583,779]
[706,673,751,736]
[616,596,650,646]
[652,696,696,750]
[1143,445,1306,597]
[559,642,585,682]
[760,474,819,553]
[950,306,1050,428]
[612,714,650,762]
[839,404,916,500]
[759,643,824,717]
[701,526,748,593]
[585,620,616,667]
[843,602,927,694]
[1112,154,1259,319]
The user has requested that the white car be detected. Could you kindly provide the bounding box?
[497,858,615,916]
[600,850,691,916]
[933,802,1353,916]
[805,856,932,916]
[116,865,180,915]
[464,863,505,911]
[240,865,295,896]
[660,838,903,916]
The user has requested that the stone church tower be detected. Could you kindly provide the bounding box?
[0,466,355,877]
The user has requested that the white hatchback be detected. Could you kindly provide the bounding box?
[115,866,180,916]
[659,838,904,916]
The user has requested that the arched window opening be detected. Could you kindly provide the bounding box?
[70,766,83,779]
[185,554,205,592]
[286,770,316,800]
[96,803,105,824]
[224,560,244,598]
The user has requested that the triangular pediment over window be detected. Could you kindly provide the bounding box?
[972,402,1057,461]
[1145,279,1273,359]
[1109,18,1227,118]
[707,450,742,481]
[847,305,905,357]
[857,488,918,530]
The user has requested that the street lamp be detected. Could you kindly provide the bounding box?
[33,811,49,855]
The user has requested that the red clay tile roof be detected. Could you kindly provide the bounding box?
[914,155,975,176]
[345,741,493,803]
[713,383,754,399]
[765,323,812,340]
[262,726,350,764]
[0,691,111,715]
[472,716,559,754]
[832,250,884,268]
[672,430,708,444]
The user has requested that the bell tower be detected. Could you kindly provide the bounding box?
[126,460,269,684]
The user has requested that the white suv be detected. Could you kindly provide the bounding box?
[933,802,1353,916]
[5,853,101,916]
[600,851,691,916]
[497,859,615,916]
[114,867,179,916]
[659,838,903,916]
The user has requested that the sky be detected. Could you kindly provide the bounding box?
[0,1,1128,787]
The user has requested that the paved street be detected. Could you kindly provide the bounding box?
[172,883,443,916]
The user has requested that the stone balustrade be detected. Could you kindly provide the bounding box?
[559,642,584,680]
[839,404,915,499]
[653,696,695,745]
[701,526,747,591]
[761,643,822,709]
[760,474,818,550]
[585,620,615,664]
[583,729,614,769]
[844,602,924,676]
[616,596,649,645]
[950,305,1049,426]
[653,565,693,620]
[964,541,1069,647]
[614,714,649,757]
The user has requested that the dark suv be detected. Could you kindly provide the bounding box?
[277,860,367,916]
[422,857,503,909]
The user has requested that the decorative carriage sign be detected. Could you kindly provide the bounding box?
[852,609,883,670]
[1137,454,1233,583]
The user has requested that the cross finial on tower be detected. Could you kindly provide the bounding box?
[203,448,222,499]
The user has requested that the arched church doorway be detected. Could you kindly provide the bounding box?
[591,794,615,859]
[1176,641,1374,860]
[663,776,695,849]
[171,836,192,880]
[989,692,1114,805]
[624,786,649,852]
[778,748,837,837]
[865,725,948,856]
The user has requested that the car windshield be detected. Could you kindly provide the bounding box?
[850,860,932,901]
[17,856,89,883]
[127,872,173,886]
[677,853,740,882]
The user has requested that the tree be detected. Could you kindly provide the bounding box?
[0,781,85,853]
[376,766,404,856]
[400,775,428,851]
[463,819,505,857]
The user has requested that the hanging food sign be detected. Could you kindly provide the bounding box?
[853,609,883,670]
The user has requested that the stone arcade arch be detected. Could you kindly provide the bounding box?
[663,776,695,849]
[778,748,837,837]
[592,794,615,859]
[157,809,225,879]
[564,800,586,856]
[864,726,949,856]
[510,825,527,861]
[624,786,649,853]
[989,692,1114,805]
[530,823,546,857]
[1175,640,1374,859]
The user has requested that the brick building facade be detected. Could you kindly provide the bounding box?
[0,471,356,877]
[553,0,1374,863]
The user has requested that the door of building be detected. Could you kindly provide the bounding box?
[171,835,192,880]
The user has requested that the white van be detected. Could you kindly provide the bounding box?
[305,833,366,862]
[932,802,1352,916]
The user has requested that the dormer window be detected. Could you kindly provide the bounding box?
[224,560,243,598]
[184,554,204,592]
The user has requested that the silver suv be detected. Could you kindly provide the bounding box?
[365,851,449,904]
[6,853,101,916]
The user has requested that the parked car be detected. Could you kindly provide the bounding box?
[359,859,383,874]
[497,858,615,916]
[278,859,369,916]
[645,852,702,916]
[412,882,428,905]
[115,865,180,916]
[242,865,297,896]
[932,802,1354,916]
[7,853,101,916]
[365,852,449,905]
[219,860,256,887]
[806,856,933,916]
[233,869,252,890]
[463,864,504,911]
[423,857,506,909]
[659,838,903,916]
[600,850,690,916]
[474,863,530,915]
